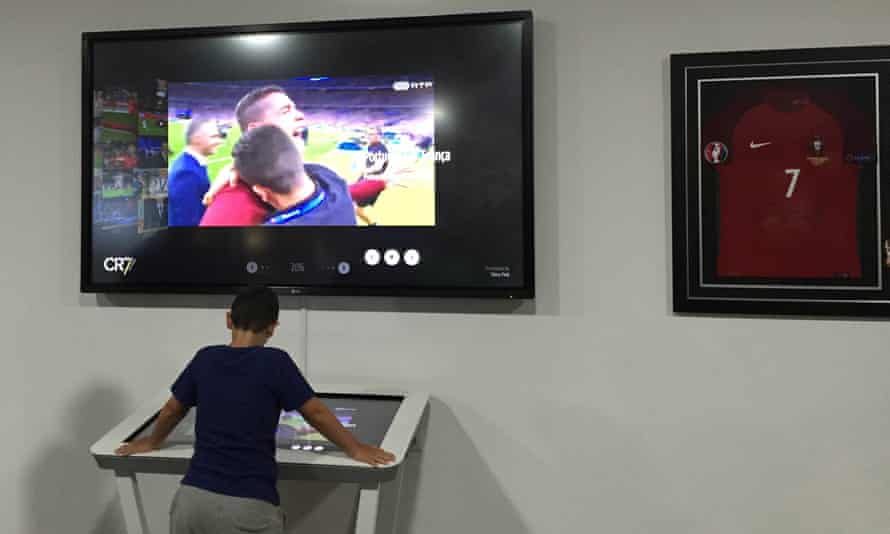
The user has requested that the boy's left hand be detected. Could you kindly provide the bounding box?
[115,437,156,456]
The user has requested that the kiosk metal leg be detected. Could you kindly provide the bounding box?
[354,481,381,534]
[354,464,406,534]
[387,464,406,534]
[115,472,152,534]
[378,464,406,534]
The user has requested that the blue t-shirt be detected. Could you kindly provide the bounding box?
[171,345,315,505]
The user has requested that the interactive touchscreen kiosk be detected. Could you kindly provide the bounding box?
[91,386,429,534]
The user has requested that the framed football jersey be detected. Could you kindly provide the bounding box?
[672,46,890,316]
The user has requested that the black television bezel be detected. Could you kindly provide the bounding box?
[81,10,534,299]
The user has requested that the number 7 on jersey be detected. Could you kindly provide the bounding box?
[784,168,801,199]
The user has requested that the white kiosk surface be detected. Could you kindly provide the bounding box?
[91,385,429,534]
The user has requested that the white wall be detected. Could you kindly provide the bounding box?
[3,0,890,532]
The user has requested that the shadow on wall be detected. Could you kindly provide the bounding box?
[24,382,131,534]
[278,480,357,533]
[75,17,564,319]
[399,397,533,534]
[530,18,563,317]
[77,19,560,321]
[276,404,428,533]
[20,393,530,533]
[278,397,533,534]
[88,291,533,316]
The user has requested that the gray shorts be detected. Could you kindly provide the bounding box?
[170,484,285,534]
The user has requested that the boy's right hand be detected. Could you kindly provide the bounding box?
[115,436,157,456]
[297,397,395,466]
[346,442,396,466]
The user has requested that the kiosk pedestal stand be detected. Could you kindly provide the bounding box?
[91,386,429,534]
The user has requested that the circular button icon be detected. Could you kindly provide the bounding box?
[384,249,401,266]
[364,249,381,266]
[337,261,351,275]
[404,249,421,267]
[245,261,258,274]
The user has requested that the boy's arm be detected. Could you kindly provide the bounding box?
[115,396,189,456]
[298,397,396,466]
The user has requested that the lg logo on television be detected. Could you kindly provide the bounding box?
[104,257,137,276]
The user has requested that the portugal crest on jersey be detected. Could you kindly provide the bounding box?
[704,141,729,164]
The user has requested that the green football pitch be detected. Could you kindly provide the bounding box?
[165,120,435,226]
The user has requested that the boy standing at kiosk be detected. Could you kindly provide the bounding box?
[115,286,394,534]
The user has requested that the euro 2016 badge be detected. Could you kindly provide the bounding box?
[808,135,829,167]
[811,135,825,157]
[704,141,729,164]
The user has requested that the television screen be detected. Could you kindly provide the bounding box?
[82,11,534,297]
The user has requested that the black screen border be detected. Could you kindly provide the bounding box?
[81,10,534,299]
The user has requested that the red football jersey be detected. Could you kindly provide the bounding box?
[714,101,861,279]
[199,182,271,226]
[349,178,387,204]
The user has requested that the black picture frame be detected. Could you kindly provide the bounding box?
[671,46,890,316]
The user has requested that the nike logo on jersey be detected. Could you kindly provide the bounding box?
[749,141,772,149]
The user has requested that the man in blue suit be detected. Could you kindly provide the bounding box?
[168,118,224,226]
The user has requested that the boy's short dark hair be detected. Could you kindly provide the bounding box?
[232,124,302,194]
[230,286,279,332]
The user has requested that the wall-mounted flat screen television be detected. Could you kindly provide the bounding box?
[82,10,533,298]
